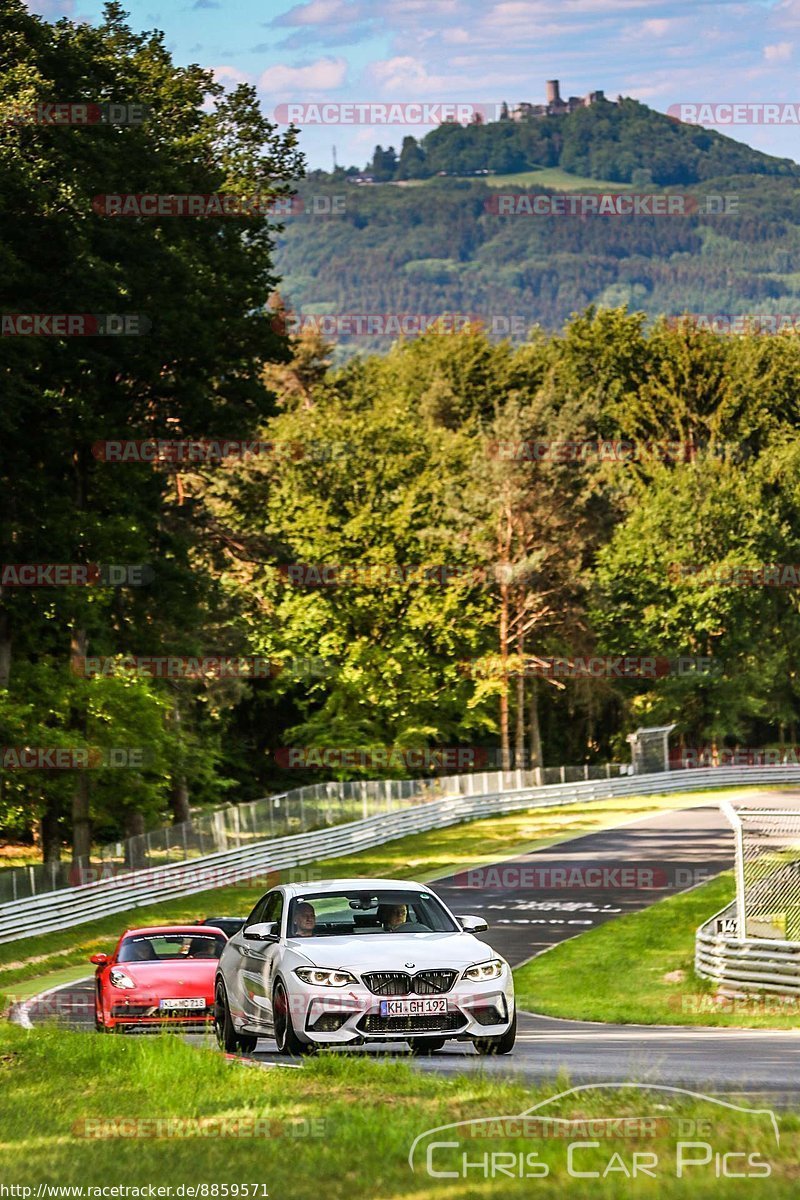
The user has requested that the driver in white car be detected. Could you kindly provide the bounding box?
[291,902,316,937]
[377,903,407,931]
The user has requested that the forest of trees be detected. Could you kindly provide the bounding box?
[5,3,800,865]
[274,173,800,359]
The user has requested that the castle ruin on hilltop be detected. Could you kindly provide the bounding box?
[510,80,608,120]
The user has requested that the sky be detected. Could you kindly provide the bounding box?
[25,0,800,171]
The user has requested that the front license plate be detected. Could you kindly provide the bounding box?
[379,998,448,1017]
[159,997,205,1011]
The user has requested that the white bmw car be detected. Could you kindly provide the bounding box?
[214,878,515,1056]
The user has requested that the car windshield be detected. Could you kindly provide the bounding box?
[118,933,226,962]
[287,889,458,938]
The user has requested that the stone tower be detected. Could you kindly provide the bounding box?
[545,80,561,105]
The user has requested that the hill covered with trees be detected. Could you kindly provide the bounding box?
[273,172,800,358]
[360,97,800,185]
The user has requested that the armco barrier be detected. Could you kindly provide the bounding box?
[0,763,627,903]
[696,906,800,998]
[3,764,800,945]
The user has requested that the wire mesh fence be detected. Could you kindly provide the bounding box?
[0,762,627,903]
[723,804,800,940]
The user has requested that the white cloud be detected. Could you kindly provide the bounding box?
[210,65,252,87]
[274,0,361,27]
[641,18,673,36]
[764,41,793,60]
[25,0,75,15]
[367,55,451,93]
[257,57,348,93]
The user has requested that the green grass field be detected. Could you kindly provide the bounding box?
[0,791,726,1000]
[0,1022,796,1197]
[401,167,636,190]
[514,872,800,1029]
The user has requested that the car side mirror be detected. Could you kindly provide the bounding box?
[243,921,279,941]
[90,953,109,965]
[457,915,488,933]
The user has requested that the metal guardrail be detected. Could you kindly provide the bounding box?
[696,900,800,996]
[3,763,800,945]
[0,763,627,903]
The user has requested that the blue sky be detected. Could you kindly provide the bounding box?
[27,0,800,170]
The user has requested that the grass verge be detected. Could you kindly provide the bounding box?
[0,1022,797,1197]
[513,873,800,1029]
[0,790,729,1000]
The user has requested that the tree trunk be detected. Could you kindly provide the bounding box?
[0,609,11,690]
[499,579,510,770]
[515,630,525,769]
[40,800,62,864]
[170,775,191,825]
[70,628,91,864]
[528,678,543,770]
[169,700,192,825]
[124,809,147,869]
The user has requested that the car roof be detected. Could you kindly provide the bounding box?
[281,878,434,897]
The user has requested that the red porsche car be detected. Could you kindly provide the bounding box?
[91,925,227,1033]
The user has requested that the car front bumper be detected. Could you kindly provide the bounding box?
[273,968,515,1045]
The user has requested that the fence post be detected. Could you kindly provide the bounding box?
[28,866,36,897]
[362,784,368,822]
[560,766,566,784]
[720,800,747,940]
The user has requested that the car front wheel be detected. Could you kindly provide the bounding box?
[473,1009,516,1056]
[273,979,313,1056]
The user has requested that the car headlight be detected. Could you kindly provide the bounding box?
[462,959,504,982]
[294,968,356,987]
[108,968,136,989]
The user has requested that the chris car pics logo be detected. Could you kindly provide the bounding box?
[408,1084,778,1180]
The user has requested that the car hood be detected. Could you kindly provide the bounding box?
[111,960,217,993]
[287,931,496,973]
